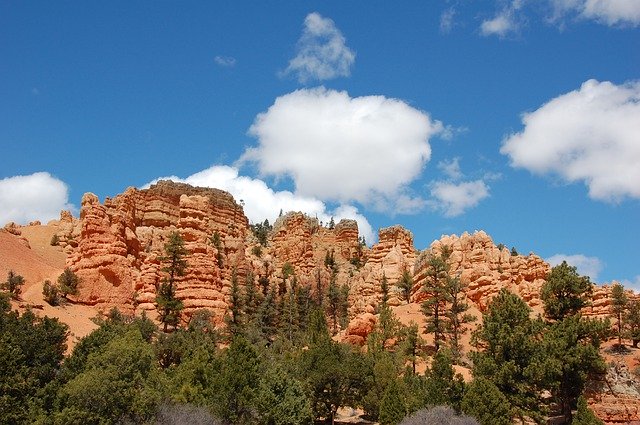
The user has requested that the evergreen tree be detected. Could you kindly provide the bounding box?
[424,349,465,411]
[572,396,604,425]
[471,289,546,423]
[42,279,60,305]
[396,269,413,304]
[258,286,279,342]
[625,300,640,348]
[327,272,341,335]
[156,231,188,332]
[243,271,260,323]
[401,322,421,375]
[57,267,80,299]
[296,283,313,335]
[381,274,390,308]
[379,379,407,425]
[541,261,593,321]
[421,247,452,353]
[444,275,475,360]
[339,283,350,330]
[256,364,313,425]
[2,270,24,299]
[610,282,628,346]
[282,277,300,343]
[209,231,224,268]
[461,378,511,425]
[225,268,243,337]
[541,315,608,423]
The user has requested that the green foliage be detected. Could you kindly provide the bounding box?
[250,219,272,247]
[56,330,163,424]
[541,261,593,321]
[57,268,79,299]
[396,269,413,304]
[2,270,25,299]
[510,246,518,256]
[401,322,421,375]
[281,262,294,280]
[420,247,452,353]
[625,300,640,347]
[209,336,261,423]
[381,274,390,307]
[42,280,60,306]
[209,231,223,268]
[256,365,313,425]
[423,349,465,411]
[461,378,511,425]
[379,379,407,425]
[157,231,188,332]
[541,315,608,422]
[572,396,604,425]
[610,282,628,346]
[324,249,336,271]
[444,275,475,360]
[471,289,546,423]
[251,244,263,257]
[50,233,60,246]
[301,336,365,423]
[0,306,68,423]
[225,268,244,338]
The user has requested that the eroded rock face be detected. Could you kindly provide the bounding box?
[349,226,418,315]
[587,360,640,424]
[413,231,550,312]
[66,181,248,321]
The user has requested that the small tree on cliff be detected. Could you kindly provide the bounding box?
[610,282,628,346]
[2,270,25,299]
[156,231,188,332]
[58,267,80,299]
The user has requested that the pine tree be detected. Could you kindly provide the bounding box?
[461,378,511,425]
[541,261,593,321]
[225,268,243,337]
[57,267,80,299]
[339,283,350,330]
[396,269,413,304]
[156,231,187,332]
[625,300,640,348]
[378,379,407,425]
[282,276,300,343]
[420,247,451,353]
[610,283,628,346]
[380,274,390,308]
[2,270,25,299]
[401,323,421,375]
[444,275,475,360]
[43,279,60,305]
[327,272,341,335]
[471,289,546,423]
[258,286,279,341]
[572,396,604,425]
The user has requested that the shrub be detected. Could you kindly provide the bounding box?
[399,406,478,425]
[50,233,60,246]
[155,404,222,425]
[43,280,60,305]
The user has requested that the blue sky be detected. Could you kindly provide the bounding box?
[1,1,638,288]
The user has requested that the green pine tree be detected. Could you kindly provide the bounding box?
[156,231,188,332]
[420,247,452,353]
[541,261,593,321]
[572,396,604,425]
[379,379,407,425]
[610,282,628,346]
[2,270,25,299]
[461,378,512,425]
[57,267,80,299]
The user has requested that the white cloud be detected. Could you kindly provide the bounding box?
[242,87,445,212]
[620,276,640,292]
[501,79,640,202]
[438,158,464,180]
[214,55,236,67]
[481,8,519,37]
[440,7,457,33]
[547,253,604,281]
[146,165,375,243]
[0,172,75,225]
[282,12,355,83]
[428,180,490,217]
[549,0,640,25]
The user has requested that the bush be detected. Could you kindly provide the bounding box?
[58,267,80,298]
[43,280,60,305]
[399,406,478,425]
[50,233,60,246]
[252,245,262,257]
[2,270,25,299]
[155,403,222,425]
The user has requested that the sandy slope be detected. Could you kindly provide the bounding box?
[1,224,98,347]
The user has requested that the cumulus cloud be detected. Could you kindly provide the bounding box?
[0,172,75,225]
[214,55,236,67]
[501,79,640,202]
[438,158,464,180]
[481,10,519,36]
[428,180,490,217]
[241,87,445,212]
[621,275,640,292]
[282,12,355,83]
[146,165,375,243]
[549,0,640,26]
[547,253,604,281]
